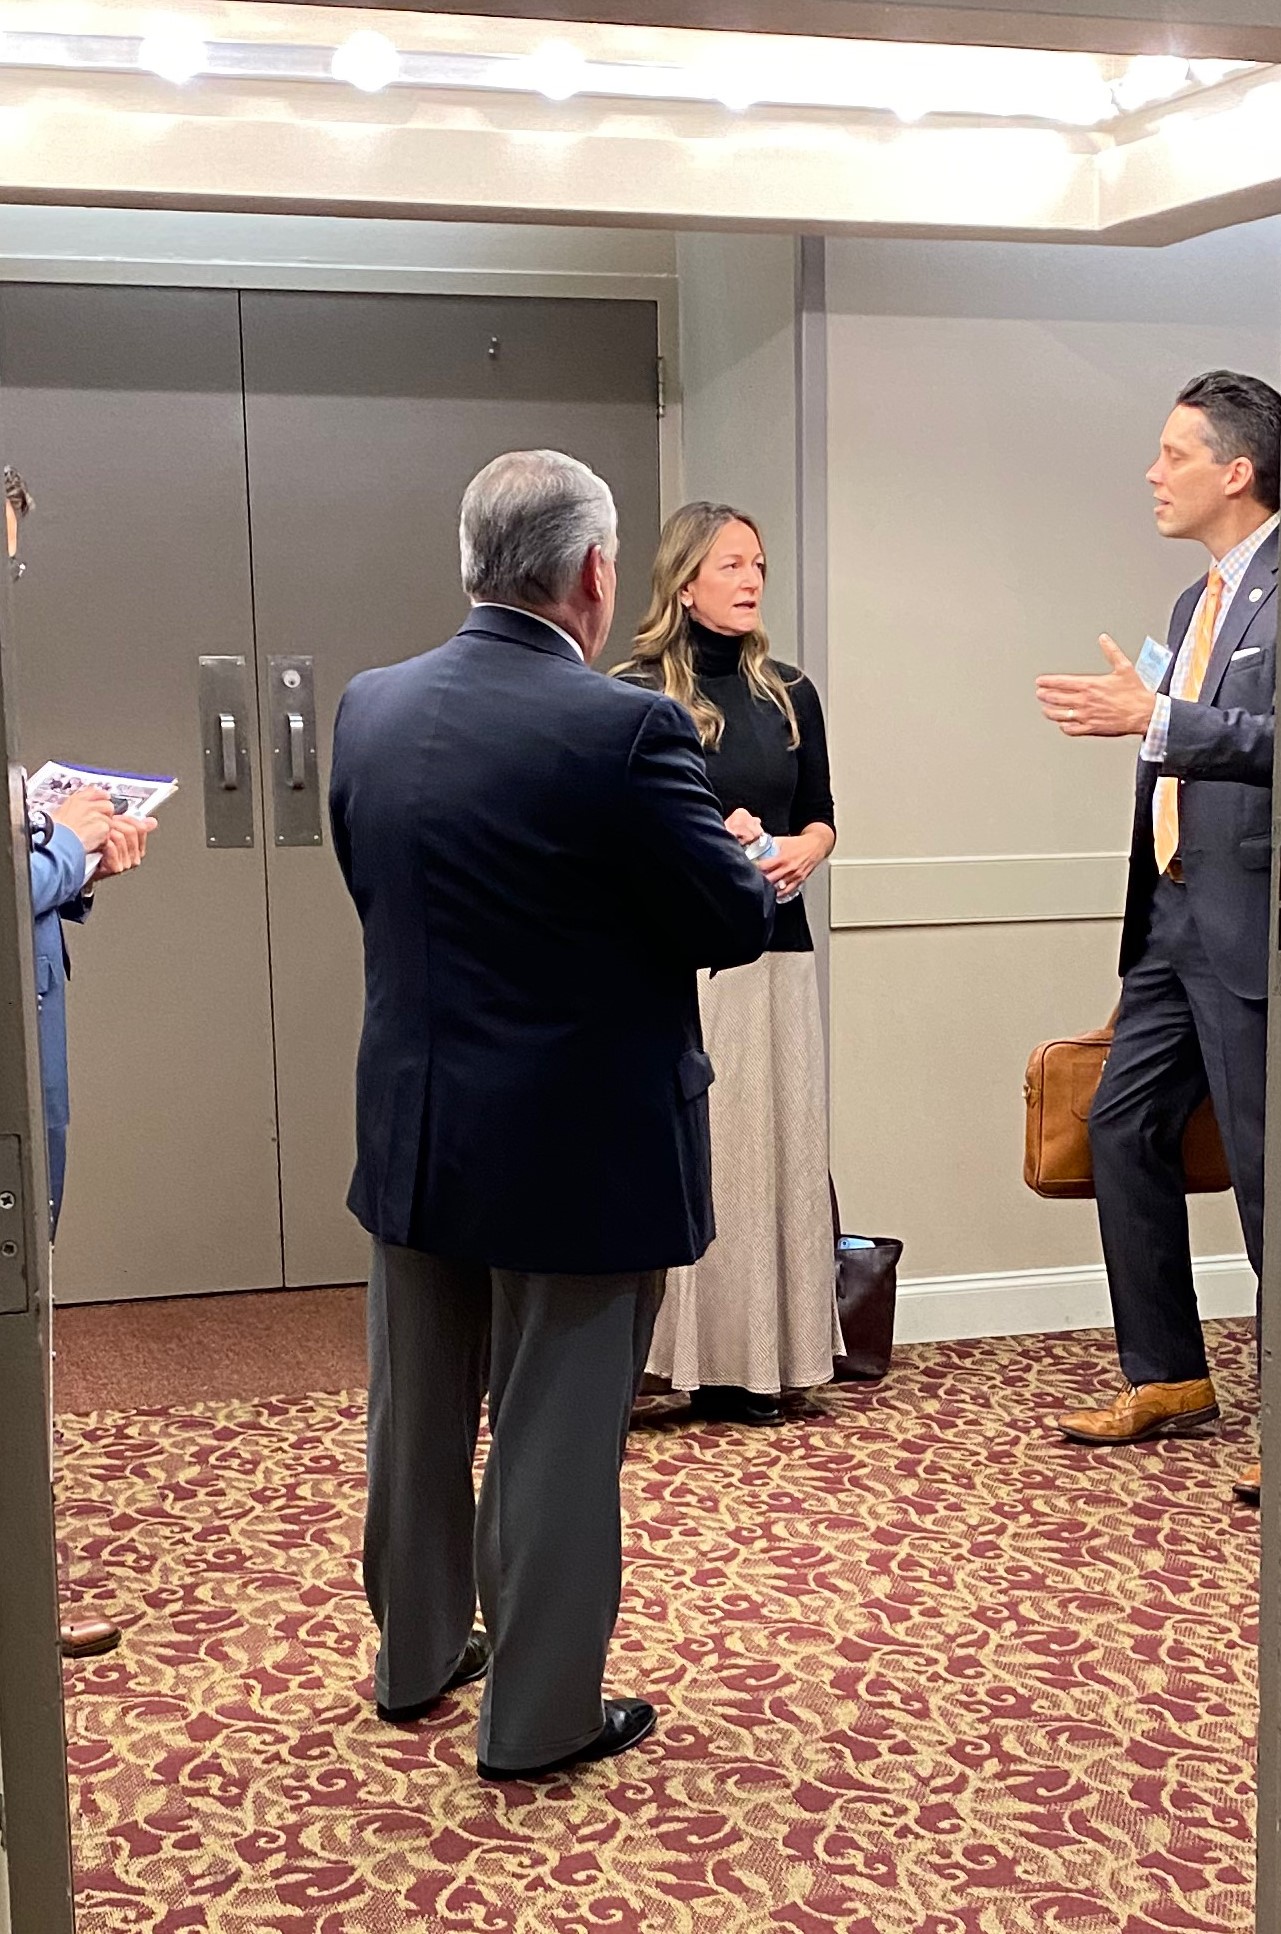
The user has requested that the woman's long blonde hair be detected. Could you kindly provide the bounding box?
[614,502,799,751]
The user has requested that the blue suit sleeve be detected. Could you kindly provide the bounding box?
[621,695,774,970]
[1163,697,1274,786]
[329,688,354,894]
[28,823,88,917]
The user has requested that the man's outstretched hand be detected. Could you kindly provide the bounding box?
[1036,635,1157,739]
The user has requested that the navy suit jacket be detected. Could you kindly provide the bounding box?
[330,605,775,1275]
[28,821,90,1231]
[1120,526,1278,1001]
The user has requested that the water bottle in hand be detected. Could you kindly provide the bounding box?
[743,830,801,904]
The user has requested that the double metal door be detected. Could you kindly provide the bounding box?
[0,283,660,1300]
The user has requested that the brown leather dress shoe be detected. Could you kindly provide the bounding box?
[60,1617,121,1659]
[1057,1379,1218,1445]
[1233,1462,1261,1505]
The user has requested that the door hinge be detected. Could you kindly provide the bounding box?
[656,356,666,420]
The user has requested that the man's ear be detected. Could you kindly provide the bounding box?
[582,545,605,602]
[1224,457,1257,502]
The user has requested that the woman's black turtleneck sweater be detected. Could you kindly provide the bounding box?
[653,621,835,954]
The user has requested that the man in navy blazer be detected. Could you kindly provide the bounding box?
[331,449,774,1780]
[1038,370,1280,1496]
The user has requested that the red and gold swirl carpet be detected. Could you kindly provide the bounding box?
[57,1307,1258,1934]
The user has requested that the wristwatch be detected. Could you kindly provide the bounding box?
[28,806,54,851]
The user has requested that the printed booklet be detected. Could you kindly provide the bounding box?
[28,760,177,879]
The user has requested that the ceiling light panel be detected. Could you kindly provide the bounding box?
[0,27,1264,131]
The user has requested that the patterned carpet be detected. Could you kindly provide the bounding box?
[57,1320,1260,1934]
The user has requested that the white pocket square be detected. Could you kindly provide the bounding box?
[1231,646,1263,661]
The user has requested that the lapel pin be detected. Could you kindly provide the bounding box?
[1249,587,1264,602]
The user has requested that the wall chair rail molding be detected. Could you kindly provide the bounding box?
[829,850,1129,929]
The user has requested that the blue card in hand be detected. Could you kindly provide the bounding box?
[1136,635,1173,692]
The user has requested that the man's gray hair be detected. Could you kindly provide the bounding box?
[460,450,618,607]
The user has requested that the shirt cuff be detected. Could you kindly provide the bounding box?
[1140,694,1171,764]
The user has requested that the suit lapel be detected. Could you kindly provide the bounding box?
[1202,530,1279,706]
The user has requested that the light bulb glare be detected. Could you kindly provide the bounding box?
[523,40,588,103]
[717,77,757,113]
[331,31,401,94]
[138,28,206,86]
[1189,59,1252,88]
[1113,55,1191,113]
[1239,80,1281,123]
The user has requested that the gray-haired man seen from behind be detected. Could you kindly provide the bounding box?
[330,451,774,1779]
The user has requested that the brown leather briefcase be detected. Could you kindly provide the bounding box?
[1023,1017,1232,1199]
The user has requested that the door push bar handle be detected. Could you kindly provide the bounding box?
[200,656,254,848]
[219,713,238,790]
[287,713,306,790]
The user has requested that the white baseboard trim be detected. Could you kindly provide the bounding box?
[894,1252,1254,1344]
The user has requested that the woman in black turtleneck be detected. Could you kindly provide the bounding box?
[615,503,839,1425]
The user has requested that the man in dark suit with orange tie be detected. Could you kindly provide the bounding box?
[330,449,774,1780]
[1037,371,1280,1501]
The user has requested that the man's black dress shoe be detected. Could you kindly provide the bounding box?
[477,1697,656,1782]
[690,1385,784,1426]
[376,1630,491,1723]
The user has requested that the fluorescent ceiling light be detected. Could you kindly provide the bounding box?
[330,31,400,94]
[137,25,205,86]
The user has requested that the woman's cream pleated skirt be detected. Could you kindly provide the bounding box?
[647,950,841,1395]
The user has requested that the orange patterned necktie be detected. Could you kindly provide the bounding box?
[1153,566,1224,875]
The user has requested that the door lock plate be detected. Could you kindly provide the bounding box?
[268,655,322,848]
[0,1135,28,1315]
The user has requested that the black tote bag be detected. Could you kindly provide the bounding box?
[829,1177,901,1382]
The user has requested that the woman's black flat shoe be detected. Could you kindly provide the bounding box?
[689,1385,785,1426]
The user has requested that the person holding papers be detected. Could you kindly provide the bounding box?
[28,786,156,1662]
[8,465,159,1658]
[27,785,156,1234]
